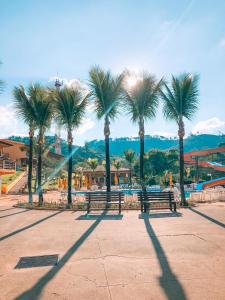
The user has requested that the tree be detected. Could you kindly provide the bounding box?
[113,160,121,185]
[13,85,37,204]
[89,66,124,192]
[123,72,162,189]
[87,158,98,171]
[124,149,136,185]
[30,84,53,205]
[160,74,199,205]
[53,87,87,205]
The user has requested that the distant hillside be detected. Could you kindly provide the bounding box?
[8,134,225,159]
[85,134,225,155]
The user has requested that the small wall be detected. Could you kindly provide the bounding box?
[190,188,225,202]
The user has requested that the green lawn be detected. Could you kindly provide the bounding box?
[2,171,23,185]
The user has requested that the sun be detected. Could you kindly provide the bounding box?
[125,74,141,89]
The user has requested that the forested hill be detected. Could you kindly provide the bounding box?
[86,134,225,155]
[8,134,225,158]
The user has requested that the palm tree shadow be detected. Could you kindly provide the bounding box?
[0,209,30,219]
[189,207,225,228]
[0,208,16,212]
[15,210,107,300]
[143,214,186,300]
[0,211,63,242]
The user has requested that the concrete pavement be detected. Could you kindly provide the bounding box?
[0,198,225,300]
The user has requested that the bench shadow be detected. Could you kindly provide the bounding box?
[139,212,182,219]
[0,211,63,242]
[15,210,107,300]
[189,207,225,228]
[77,213,123,220]
[143,214,187,300]
[0,209,30,219]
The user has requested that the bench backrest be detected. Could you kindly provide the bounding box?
[137,191,174,202]
[85,192,124,202]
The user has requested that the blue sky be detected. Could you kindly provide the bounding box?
[0,0,225,145]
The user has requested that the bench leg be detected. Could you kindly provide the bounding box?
[174,202,177,212]
[87,202,90,214]
[119,201,121,214]
[144,203,148,213]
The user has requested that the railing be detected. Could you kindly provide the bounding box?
[0,153,10,159]
[0,159,16,170]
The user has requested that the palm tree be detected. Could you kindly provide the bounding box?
[113,160,121,185]
[87,158,98,172]
[160,73,199,206]
[30,84,53,205]
[53,87,88,205]
[87,158,98,185]
[13,85,37,204]
[124,149,136,186]
[123,72,162,190]
[89,66,124,192]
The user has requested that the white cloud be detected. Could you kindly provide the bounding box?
[192,117,225,134]
[151,131,176,138]
[219,38,225,48]
[48,76,89,95]
[76,118,95,136]
[0,104,26,137]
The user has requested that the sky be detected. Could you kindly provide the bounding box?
[0,0,225,145]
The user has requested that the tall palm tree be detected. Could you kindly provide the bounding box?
[89,66,124,192]
[160,73,199,206]
[30,84,53,205]
[124,149,136,186]
[123,73,162,190]
[53,87,88,205]
[13,85,37,204]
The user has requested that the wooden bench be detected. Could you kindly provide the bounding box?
[85,192,124,214]
[137,191,176,213]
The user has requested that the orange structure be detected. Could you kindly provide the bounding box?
[184,147,225,172]
[184,147,225,190]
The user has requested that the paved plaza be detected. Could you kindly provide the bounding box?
[0,196,225,300]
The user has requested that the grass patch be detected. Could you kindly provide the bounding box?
[2,171,23,185]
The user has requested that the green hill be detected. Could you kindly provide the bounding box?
[9,134,225,160]
[85,134,225,156]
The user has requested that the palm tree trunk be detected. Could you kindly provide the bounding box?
[139,117,145,190]
[28,128,34,204]
[129,163,132,186]
[178,118,187,206]
[104,116,111,193]
[67,130,73,206]
[37,132,43,206]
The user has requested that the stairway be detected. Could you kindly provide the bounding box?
[8,173,28,194]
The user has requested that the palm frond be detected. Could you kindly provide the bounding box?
[89,66,124,120]
[123,72,162,124]
[52,86,88,131]
[160,73,199,123]
[13,85,36,128]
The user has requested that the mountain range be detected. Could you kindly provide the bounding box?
[9,134,225,159]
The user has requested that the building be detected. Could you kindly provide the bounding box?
[0,139,28,170]
[0,139,64,171]
[74,165,130,189]
[0,140,16,172]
